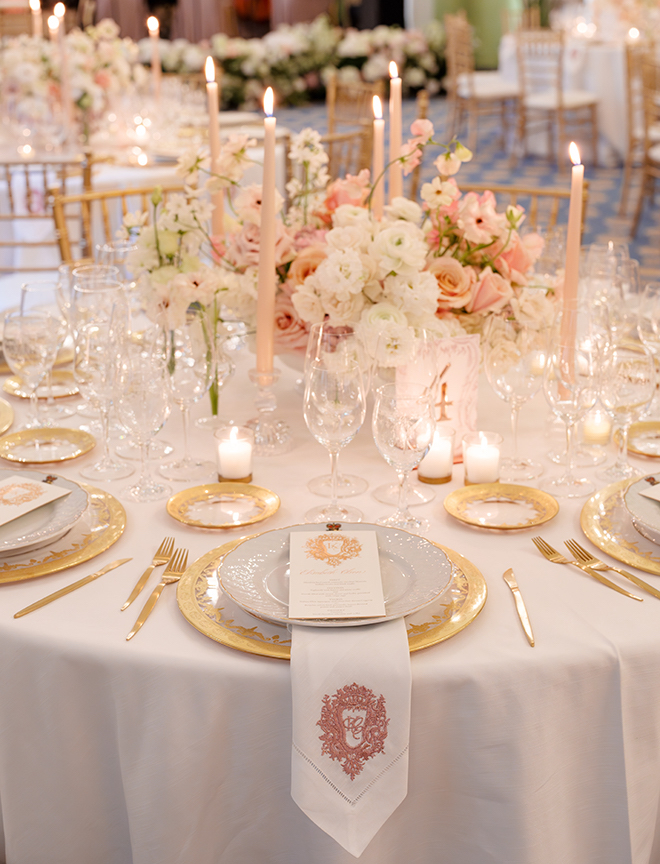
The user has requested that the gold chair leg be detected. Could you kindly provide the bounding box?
[619,154,634,216]
[631,166,649,238]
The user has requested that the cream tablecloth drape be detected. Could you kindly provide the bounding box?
[1,348,660,864]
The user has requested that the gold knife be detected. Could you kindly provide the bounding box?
[14,558,132,618]
[502,568,535,647]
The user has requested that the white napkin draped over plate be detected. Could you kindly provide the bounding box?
[291,618,411,858]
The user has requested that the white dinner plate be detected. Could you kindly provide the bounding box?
[623,474,660,545]
[218,522,454,627]
[0,469,88,557]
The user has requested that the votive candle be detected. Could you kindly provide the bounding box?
[419,426,455,484]
[215,426,253,482]
[463,431,502,485]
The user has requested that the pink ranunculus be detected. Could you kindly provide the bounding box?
[428,256,474,309]
[288,244,328,285]
[466,267,513,314]
[324,169,370,213]
[226,221,294,269]
[273,292,310,355]
[409,118,434,141]
[494,233,537,285]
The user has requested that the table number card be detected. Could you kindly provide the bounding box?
[0,475,71,527]
[288,531,385,620]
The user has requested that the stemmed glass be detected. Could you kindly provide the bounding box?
[372,383,435,533]
[542,308,600,498]
[484,316,549,481]
[115,351,172,502]
[303,357,366,523]
[637,281,660,418]
[71,280,134,482]
[598,339,656,481]
[3,309,61,431]
[305,322,369,499]
[159,306,216,483]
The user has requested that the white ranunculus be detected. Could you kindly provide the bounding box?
[371,221,427,278]
[313,248,369,300]
[326,225,370,253]
[332,204,372,228]
[383,271,439,318]
[386,197,423,225]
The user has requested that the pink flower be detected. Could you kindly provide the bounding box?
[292,226,328,250]
[288,244,328,285]
[226,222,294,269]
[400,141,422,176]
[457,193,507,246]
[324,170,370,213]
[428,256,474,309]
[409,118,434,141]
[273,292,310,355]
[465,267,513,314]
[494,233,540,284]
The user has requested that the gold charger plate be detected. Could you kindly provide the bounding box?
[176,538,487,659]
[167,483,280,529]
[0,345,74,377]
[0,398,13,436]
[581,479,660,576]
[0,483,126,584]
[615,422,660,458]
[3,370,79,400]
[0,428,95,463]
[444,483,559,530]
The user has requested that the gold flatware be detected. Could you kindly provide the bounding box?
[564,538,660,601]
[14,558,132,618]
[126,548,189,641]
[120,536,175,611]
[531,536,643,601]
[502,568,535,646]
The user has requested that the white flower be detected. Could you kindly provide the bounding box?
[421,177,459,209]
[332,204,372,228]
[510,289,555,330]
[326,225,371,254]
[382,271,439,318]
[386,197,423,225]
[291,285,325,324]
[370,221,427,278]
[322,289,367,326]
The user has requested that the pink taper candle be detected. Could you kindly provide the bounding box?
[205,56,224,237]
[372,95,385,219]
[47,14,57,43]
[147,17,161,103]
[49,10,72,136]
[388,61,403,201]
[256,87,277,374]
[559,142,584,367]
[29,0,42,38]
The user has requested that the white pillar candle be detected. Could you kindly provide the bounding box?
[215,427,253,480]
[256,86,276,374]
[372,95,384,220]
[388,61,403,202]
[147,17,161,103]
[582,409,611,446]
[205,56,224,238]
[419,428,455,483]
[463,432,501,484]
[29,0,42,38]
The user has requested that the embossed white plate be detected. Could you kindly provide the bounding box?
[218,522,454,627]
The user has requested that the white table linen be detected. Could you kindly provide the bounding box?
[1,350,660,863]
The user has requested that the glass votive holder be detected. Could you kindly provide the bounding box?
[214,425,253,483]
[580,408,612,447]
[462,431,503,485]
[418,425,455,484]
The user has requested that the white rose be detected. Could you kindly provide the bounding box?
[370,221,427,278]
[322,290,366,326]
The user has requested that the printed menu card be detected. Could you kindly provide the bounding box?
[0,475,71,527]
[288,530,386,619]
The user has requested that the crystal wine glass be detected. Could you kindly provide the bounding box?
[303,357,366,523]
[637,281,660,419]
[372,382,435,533]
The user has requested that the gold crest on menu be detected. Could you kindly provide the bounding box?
[305,534,362,567]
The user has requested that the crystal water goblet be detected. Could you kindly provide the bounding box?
[637,281,660,419]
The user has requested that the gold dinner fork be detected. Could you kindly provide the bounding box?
[120,536,175,611]
[531,536,643,601]
[565,538,660,600]
[126,548,189,641]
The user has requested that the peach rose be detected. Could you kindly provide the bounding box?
[324,170,370,213]
[465,267,513,314]
[273,292,310,355]
[288,244,328,286]
[427,256,474,310]
[494,233,542,284]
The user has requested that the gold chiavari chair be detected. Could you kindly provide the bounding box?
[322,129,372,179]
[515,28,599,168]
[632,53,660,237]
[0,8,31,37]
[326,71,384,170]
[501,5,541,34]
[52,184,185,265]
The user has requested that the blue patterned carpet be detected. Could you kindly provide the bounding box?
[278,96,660,281]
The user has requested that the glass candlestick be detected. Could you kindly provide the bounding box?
[247,368,293,456]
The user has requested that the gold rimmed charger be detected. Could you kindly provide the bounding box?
[581,479,660,577]
[166,483,280,530]
[176,539,487,659]
[0,344,74,377]
[444,483,559,530]
[0,483,126,584]
[615,422,660,458]
[4,370,79,400]
[0,398,14,436]
[0,428,95,464]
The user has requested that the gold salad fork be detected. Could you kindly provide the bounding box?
[126,548,189,641]
[531,536,643,601]
[565,539,660,600]
[121,536,175,611]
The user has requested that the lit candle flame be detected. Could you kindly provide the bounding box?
[147,16,159,34]
[263,86,274,117]
[204,56,215,84]
[53,2,65,18]
[389,61,398,79]
[47,14,58,32]
[373,95,382,120]
[229,426,239,441]
[569,141,581,166]
[629,27,640,39]
[29,0,40,12]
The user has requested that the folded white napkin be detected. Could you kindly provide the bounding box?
[291,618,411,858]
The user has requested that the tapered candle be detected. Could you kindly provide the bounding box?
[47,13,57,43]
[256,87,276,374]
[147,16,161,103]
[372,95,384,220]
[388,61,403,201]
[49,10,72,136]
[205,56,224,237]
[560,142,584,353]
[29,0,42,38]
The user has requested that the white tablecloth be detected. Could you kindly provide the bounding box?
[498,34,627,162]
[1,349,660,864]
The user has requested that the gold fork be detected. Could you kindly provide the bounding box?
[565,538,660,600]
[126,549,189,641]
[531,536,643,601]
[120,536,175,611]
